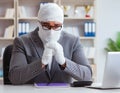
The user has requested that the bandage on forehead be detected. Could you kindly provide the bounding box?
[38,3,64,23]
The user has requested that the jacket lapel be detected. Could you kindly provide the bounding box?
[50,33,64,80]
[50,57,58,80]
[30,28,52,80]
[30,28,44,58]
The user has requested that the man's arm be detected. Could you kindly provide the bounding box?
[63,37,92,81]
[9,37,45,85]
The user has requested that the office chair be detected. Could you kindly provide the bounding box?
[3,44,13,84]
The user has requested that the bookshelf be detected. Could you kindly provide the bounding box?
[0,0,96,80]
[55,0,96,80]
[0,0,16,78]
[16,0,54,36]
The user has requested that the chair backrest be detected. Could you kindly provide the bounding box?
[3,45,13,84]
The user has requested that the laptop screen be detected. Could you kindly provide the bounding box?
[102,52,120,88]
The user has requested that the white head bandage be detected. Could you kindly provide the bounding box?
[38,3,64,23]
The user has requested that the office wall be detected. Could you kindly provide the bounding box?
[96,0,120,82]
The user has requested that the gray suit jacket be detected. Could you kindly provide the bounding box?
[9,28,92,85]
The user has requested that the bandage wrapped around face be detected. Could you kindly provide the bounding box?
[37,3,64,44]
[38,25,62,43]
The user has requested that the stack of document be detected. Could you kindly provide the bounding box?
[83,47,95,59]
[4,25,14,38]
[5,8,14,18]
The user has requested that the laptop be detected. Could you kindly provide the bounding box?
[87,52,120,89]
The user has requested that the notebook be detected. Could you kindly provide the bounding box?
[34,83,69,87]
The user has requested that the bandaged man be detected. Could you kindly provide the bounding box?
[9,3,92,85]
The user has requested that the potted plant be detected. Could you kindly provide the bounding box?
[105,32,120,52]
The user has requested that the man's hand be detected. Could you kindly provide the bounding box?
[42,45,53,66]
[46,41,65,65]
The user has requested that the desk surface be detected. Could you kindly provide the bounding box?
[0,79,120,93]
[0,84,120,93]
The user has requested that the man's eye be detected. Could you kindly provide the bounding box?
[54,26,60,28]
[43,25,49,27]
[55,24,61,26]
[42,23,49,25]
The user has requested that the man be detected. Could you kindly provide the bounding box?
[9,3,92,85]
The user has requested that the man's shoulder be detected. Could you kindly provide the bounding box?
[61,31,79,41]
